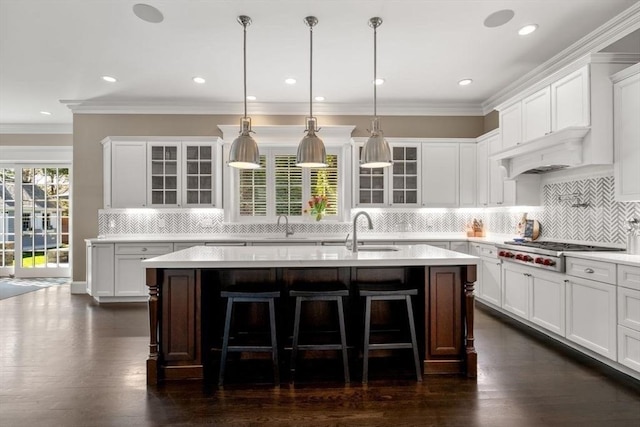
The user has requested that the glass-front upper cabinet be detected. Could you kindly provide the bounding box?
[148,143,181,207]
[353,141,421,207]
[183,143,215,207]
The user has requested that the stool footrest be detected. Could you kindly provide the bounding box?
[227,345,275,352]
[368,343,414,350]
[296,344,345,351]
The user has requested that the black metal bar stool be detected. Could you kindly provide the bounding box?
[289,282,350,383]
[358,281,422,384]
[219,284,280,386]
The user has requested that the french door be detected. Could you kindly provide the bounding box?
[0,165,71,278]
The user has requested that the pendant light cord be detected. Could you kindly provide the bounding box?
[242,21,248,119]
[373,23,377,118]
[309,23,313,119]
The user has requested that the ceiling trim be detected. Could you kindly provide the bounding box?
[0,145,72,163]
[482,2,640,114]
[0,123,73,134]
[60,100,485,117]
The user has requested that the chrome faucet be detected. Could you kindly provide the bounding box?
[352,211,373,253]
[277,215,294,237]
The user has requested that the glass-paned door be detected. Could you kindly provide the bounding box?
[15,167,70,277]
[0,168,16,276]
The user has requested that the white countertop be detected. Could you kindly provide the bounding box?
[560,251,640,267]
[141,244,480,269]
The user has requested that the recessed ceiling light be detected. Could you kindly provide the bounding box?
[40,111,52,116]
[246,95,257,101]
[285,78,297,85]
[374,78,385,85]
[192,76,206,84]
[133,4,164,23]
[458,79,473,86]
[314,96,325,101]
[483,9,515,28]
[518,24,538,36]
[102,75,117,83]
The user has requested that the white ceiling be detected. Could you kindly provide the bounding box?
[1,0,639,129]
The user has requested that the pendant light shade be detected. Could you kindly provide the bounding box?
[360,17,392,169]
[296,16,327,168]
[228,15,260,170]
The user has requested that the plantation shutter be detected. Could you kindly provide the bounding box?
[274,155,303,216]
[238,155,267,216]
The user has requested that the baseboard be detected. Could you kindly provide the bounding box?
[70,281,87,294]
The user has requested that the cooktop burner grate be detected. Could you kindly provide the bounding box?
[503,241,623,252]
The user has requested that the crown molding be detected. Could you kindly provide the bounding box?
[0,123,72,134]
[60,99,484,117]
[482,2,640,114]
[0,145,72,163]
[218,124,355,145]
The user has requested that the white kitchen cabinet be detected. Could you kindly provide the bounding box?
[488,135,505,206]
[101,137,222,209]
[472,243,501,307]
[500,102,522,150]
[354,142,420,207]
[529,269,565,336]
[565,275,617,360]
[501,263,530,319]
[449,241,468,254]
[476,139,489,207]
[114,243,175,297]
[551,66,590,131]
[422,143,459,207]
[459,144,476,208]
[86,242,115,298]
[426,241,449,250]
[522,86,551,142]
[103,140,147,208]
[618,326,640,373]
[612,63,640,202]
[617,263,640,373]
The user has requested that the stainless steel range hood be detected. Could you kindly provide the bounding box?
[490,127,591,179]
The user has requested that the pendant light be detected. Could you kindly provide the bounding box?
[296,16,327,168]
[360,17,392,168]
[228,15,260,169]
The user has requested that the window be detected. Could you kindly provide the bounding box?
[234,148,342,222]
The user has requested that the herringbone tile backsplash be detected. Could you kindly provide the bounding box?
[99,175,640,245]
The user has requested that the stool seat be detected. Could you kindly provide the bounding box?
[289,281,350,383]
[218,283,280,387]
[358,281,422,384]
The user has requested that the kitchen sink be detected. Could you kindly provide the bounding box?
[357,246,400,252]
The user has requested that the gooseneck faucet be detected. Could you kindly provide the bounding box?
[277,215,294,237]
[352,211,373,253]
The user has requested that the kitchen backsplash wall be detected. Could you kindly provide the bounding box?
[98,175,640,245]
[539,175,640,244]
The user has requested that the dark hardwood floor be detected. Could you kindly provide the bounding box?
[1,285,639,426]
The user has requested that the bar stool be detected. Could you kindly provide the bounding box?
[358,281,422,383]
[289,282,350,383]
[218,283,280,386]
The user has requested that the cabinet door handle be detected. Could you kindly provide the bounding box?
[584,268,594,274]
[141,247,148,252]
[496,262,501,266]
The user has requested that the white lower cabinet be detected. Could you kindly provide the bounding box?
[565,276,617,360]
[449,241,468,254]
[529,269,565,336]
[618,326,640,372]
[501,263,530,319]
[618,267,640,373]
[86,242,115,298]
[480,256,501,306]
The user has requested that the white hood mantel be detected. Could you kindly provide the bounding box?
[490,127,591,178]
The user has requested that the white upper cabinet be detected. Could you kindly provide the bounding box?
[476,139,489,207]
[354,141,421,207]
[102,137,222,209]
[551,66,590,131]
[522,86,551,141]
[422,143,459,208]
[499,102,522,150]
[612,63,640,202]
[459,144,477,208]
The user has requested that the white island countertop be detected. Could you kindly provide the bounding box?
[142,244,479,269]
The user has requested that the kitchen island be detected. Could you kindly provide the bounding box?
[143,244,479,385]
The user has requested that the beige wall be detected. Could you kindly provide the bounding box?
[483,110,499,134]
[70,112,483,280]
[0,133,72,146]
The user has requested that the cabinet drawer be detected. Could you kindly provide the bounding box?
[618,325,640,373]
[619,286,640,331]
[478,244,498,259]
[619,264,640,291]
[565,257,616,284]
[115,243,174,255]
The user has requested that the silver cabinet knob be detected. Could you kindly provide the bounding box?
[584,268,594,273]
[141,247,148,252]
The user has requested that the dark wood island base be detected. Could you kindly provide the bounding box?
[146,264,477,385]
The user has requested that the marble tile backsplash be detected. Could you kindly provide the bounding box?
[98,175,640,245]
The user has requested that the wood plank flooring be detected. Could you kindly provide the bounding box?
[1,285,639,426]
